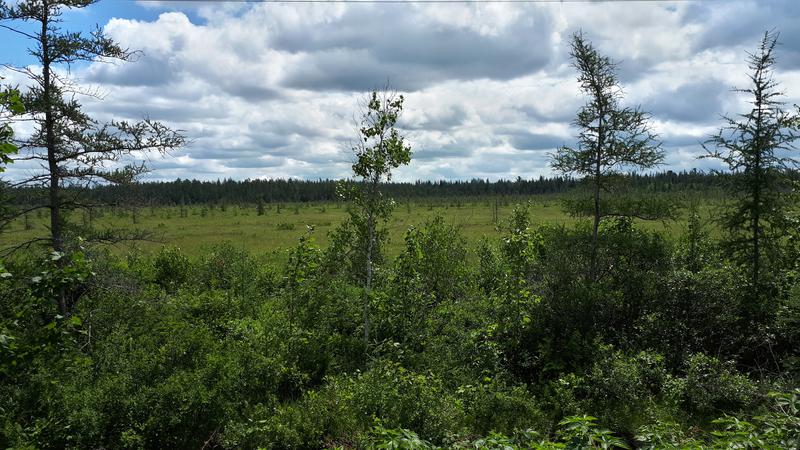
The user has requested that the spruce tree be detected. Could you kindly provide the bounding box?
[0,0,185,257]
[551,32,662,277]
[703,31,800,306]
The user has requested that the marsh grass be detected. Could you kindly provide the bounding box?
[0,194,718,259]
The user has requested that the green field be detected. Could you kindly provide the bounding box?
[1,195,712,258]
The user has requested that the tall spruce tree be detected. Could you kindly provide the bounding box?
[0,0,184,256]
[703,31,799,304]
[551,32,662,277]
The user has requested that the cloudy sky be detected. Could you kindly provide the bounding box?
[2,0,799,181]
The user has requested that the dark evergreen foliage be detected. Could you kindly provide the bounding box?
[703,31,800,312]
[552,32,663,277]
[0,0,184,261]
[4,170,731,207]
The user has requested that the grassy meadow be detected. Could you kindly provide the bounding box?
[1,194,715,259]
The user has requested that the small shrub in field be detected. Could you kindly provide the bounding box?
[194,242,260,293]
[152,246,191,292]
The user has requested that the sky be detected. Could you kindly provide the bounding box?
[1,0,799,182]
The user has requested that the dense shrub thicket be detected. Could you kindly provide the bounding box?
[1,205,799,449]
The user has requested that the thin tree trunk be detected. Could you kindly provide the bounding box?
[41,1,67,316]
[752,102,763,297]
[590,113,605,280]
[42,2,61,253]
[591,171,601,278]
[364,211,374,346]
[753,157,761,291]
[363,177,378,348]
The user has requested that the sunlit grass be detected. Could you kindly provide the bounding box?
[0,194,721,260]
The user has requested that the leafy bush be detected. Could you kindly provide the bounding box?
[192,242,275,297]
[639,266,745,368]
[1,201,797,449]
[393,216,470,306]
[637,389,800,449]
[671,353,759,417]
[152,246,191,292]
[582,350,668,434]
[335,361,462,442]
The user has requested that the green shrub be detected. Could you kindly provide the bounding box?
[456,379,548,437]
[392,216,470,306]
[639,266,745,368]
[337,361,462,442]
[193,242,266,295]
[152,246,191,292]
[583,350,668,434]
[670,353,759,417]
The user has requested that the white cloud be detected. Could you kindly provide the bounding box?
[2,0,799,182]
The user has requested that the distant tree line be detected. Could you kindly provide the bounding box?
[7,170,729,207]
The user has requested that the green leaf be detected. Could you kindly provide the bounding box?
[0,141,17,156]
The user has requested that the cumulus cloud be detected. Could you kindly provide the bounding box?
[505,130,567,152]
[1,0,799,182]
[646,79,729,123]
[274,4,555,91]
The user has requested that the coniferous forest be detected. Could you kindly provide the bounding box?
[6,171,721,206]
[1,1,800,449]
